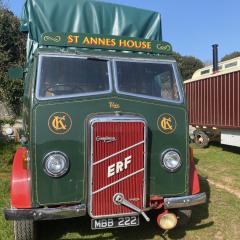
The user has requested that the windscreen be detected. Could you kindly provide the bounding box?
[115,61,180,101]
[37,56,111,99]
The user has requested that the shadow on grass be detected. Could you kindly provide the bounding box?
[168,176,213,239]
[221,144,240,154]
[193,141,240,155]
[193,156,200,165]
[37,177,212,240]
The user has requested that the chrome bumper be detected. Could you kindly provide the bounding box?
[4,204,86,221]
[164,193,207,209]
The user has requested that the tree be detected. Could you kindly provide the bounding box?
[172,52,204,81]
[179,56,204,80]
[0,4,26,115]
[221,51,240,62]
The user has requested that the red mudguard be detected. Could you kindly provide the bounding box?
[189,148,200,195]
[11,147,31,208]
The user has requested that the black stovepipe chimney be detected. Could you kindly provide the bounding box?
[212,44,219,72]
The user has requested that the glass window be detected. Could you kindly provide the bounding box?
[37,56,111,99]
[225,61,237,69]
[115,61,180,101]
[201,69,210,75]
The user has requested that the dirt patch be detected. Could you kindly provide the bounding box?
[207,179,240,199]
[222,176,235,185]
[214,231,224,240]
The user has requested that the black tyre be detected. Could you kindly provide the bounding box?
[175,208,192,227]
[194,130,209,148]
[13,220,37,240]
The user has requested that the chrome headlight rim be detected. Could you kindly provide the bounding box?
[161,149,182,172]
[43,151,69,178]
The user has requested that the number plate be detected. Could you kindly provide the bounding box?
[91,216,139,230]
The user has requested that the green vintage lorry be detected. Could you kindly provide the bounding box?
[4,0,206,239]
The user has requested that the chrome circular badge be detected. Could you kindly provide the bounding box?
[157,113,177,134]
[48,112,72,134]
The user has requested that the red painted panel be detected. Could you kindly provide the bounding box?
[11,148,31,208]
[90,121,145,217]
[189,148,200,195]
[229,73,234,126]
[236,72,240,126]
[185,70,240,129]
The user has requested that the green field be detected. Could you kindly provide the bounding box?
[0,143,240,240]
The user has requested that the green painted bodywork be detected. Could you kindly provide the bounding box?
[23,48,189,207]
[40,32,172,55]
[20,0,189,209]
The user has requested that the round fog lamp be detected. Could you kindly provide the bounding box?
[162,150,181,172]
[43,152,69,177]
[157,212,178,230]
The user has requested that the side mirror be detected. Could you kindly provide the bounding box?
[20,21,29,33]
[8,67,24,80]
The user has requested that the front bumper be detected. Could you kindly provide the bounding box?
[4,193,206,221]
[164,192,207,209]
[4,204,86,221]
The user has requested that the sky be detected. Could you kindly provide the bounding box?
[5,0,240,63]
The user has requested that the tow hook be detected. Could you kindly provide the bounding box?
[113,193,150,222]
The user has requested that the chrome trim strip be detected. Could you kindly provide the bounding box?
[93,141,144,166]
[164,193,207,209]
[93,168,144,195]
[36,51,177,63]
[4,204,86,221]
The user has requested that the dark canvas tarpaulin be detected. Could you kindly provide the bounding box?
[21,0,162,41]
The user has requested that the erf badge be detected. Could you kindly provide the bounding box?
[48,112,72,134]
[157,113,176,134]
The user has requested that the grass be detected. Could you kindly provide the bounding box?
[193,144,240,192]
[0,142,17,240]
[0,141,17,174]
[0,143,240,240]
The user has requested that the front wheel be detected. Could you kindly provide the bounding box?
[13,220,37,240]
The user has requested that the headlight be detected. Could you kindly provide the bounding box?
[161,149,181,172]
[43,151,69,177]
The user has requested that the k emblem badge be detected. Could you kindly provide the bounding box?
[48,112,72,134]
[157,113,177,134]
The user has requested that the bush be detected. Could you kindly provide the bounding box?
[0,5,26,116]
[221,51,240,62]
[172,52,204,81]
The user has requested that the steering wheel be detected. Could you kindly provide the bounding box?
[46,83,85,95]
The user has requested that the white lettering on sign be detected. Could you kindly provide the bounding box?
[108,156,132,178]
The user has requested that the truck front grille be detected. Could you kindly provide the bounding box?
[89,117,147,218]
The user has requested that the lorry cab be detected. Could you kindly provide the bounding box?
[4,1,206,239]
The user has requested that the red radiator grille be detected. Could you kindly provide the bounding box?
[89,121,146,218]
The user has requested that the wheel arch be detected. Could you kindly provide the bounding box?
[11,147,32,208]
[189,147,200,195]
